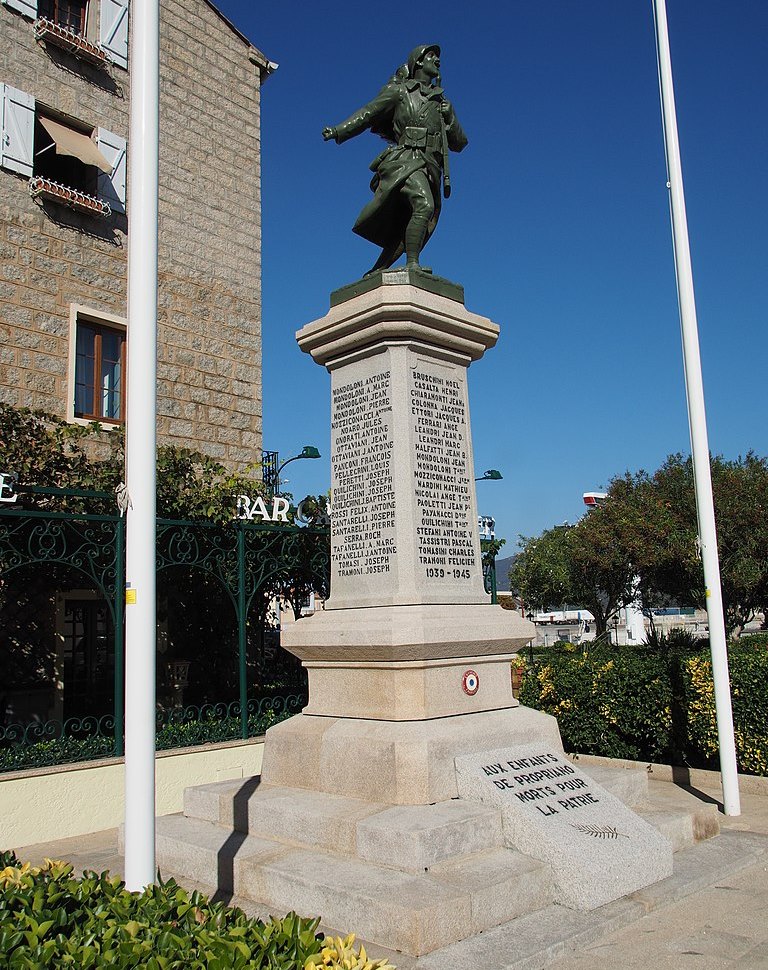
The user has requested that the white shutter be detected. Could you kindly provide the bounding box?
[100,0,129,69]
[1,84,35,178]
[96,128,126,212]
[1,0,38,20]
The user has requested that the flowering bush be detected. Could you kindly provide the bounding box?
[519,636,768,775]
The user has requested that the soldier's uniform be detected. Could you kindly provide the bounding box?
[328,45,467,272]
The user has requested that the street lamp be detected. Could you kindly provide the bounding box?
[262,446,321,495]
[475,469,502,604]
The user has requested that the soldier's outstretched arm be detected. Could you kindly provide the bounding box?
[321,83,399,144]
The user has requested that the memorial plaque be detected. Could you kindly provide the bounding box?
[328,344,487,609]
[409,357,480,589]
[455,744,673,910]
[330,355,397,601]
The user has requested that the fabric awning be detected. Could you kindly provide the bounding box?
[38,117,113,174]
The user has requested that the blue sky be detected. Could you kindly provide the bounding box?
[215,0,767,547]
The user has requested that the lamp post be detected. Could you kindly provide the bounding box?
[262,446,321,496]
[475,469,502,482]
[475,469,502,603]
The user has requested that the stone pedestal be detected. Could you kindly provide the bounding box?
[282,271,535,720]
[151,274,702,957]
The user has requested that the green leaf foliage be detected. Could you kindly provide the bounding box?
[0,403,268,522]
[519,635,768,775]
[510,452,768,638]
[0,861,332,969]
[509,522,636,637]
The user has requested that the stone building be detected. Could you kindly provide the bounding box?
[0,0,272,464]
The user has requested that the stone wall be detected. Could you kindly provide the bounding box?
[0,0,265,467]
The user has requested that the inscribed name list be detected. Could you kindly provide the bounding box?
[331,368,396,583]
[455,744,673,910]
[409,360,478,586]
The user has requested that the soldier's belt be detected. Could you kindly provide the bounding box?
[399,127,441,150]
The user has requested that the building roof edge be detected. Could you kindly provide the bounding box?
[200,0,278,80]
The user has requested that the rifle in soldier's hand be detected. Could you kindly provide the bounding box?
[437,74,451,199]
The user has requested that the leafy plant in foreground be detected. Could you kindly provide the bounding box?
[0,857,396,969]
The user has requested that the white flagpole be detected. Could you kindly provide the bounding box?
[652,0,740,815]
[124,0,161,888]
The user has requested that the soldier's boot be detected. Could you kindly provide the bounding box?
[405,212,432,275]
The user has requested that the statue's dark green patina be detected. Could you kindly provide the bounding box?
[323,44,467,278]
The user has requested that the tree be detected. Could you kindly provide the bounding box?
[0,403,267,520]
[510,519,636,637]
[509,526,572,617]
[511,452,768,640]
[624,454,768,635]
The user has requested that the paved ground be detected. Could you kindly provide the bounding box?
[12,776,768,970]
[544,779,768,970]
[548,860,768,969]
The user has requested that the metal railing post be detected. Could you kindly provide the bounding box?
[237,524,248,739]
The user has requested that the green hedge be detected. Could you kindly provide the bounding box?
[0,853,395,969]
[0,709,296,774]
[519,635,768,775]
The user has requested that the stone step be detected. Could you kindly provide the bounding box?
[236,842,551,956]
[185,778,507,869]
[155,813,289,891]
[356,800,504,871]
[430,847,554,937]
[414,831,768,969]
[186,780,386,855]
[237,847,469,954]
[637,780,720,851]
[573,765,720,851]
[577,763,649,808]
[183,776,258,825]
[154,818,768,969]
[158,802,554,956]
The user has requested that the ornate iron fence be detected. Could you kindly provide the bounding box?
[0,487,330,773]
[0,695,305,773]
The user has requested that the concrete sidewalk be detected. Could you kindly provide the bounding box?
[545,778,768,970]
[11,775,768,970]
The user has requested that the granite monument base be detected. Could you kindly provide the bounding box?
[153,713,717,957]
[260,706,562,804]
[281,601,535,720]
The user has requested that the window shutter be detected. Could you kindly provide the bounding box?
[100,0,129,69]
[1,0,38,20]
[1,84,35,177]
[96,128,126,212]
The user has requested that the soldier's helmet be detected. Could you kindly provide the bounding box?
[407,44,440,78]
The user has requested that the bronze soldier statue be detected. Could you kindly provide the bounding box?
[323,45,467,277]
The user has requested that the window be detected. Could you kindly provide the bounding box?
[33,0,109,69]
[34,110,101,194]
[75,320,125,422]
[68,307,127,425]
[1,85,127,215]
[1,0,129,70]
[38,0,87,34]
